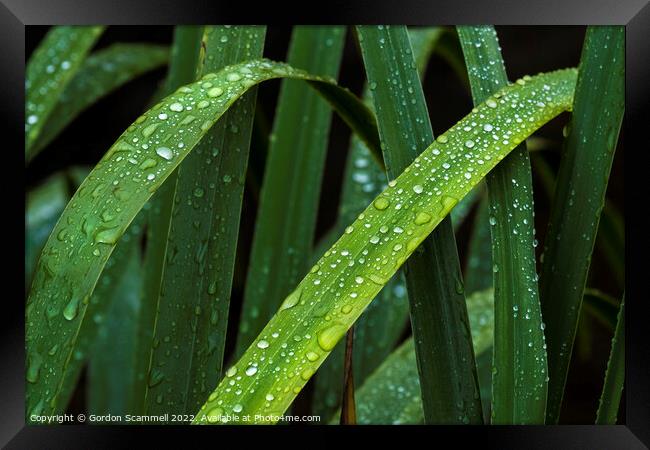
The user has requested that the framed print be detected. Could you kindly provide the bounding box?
[6,0,648,447]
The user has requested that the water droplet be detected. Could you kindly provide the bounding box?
[26,352,43,383]
[486,98,498,108]
[156,146,173,160]
[317,323,347,351]
[142,123,159,137]
[170,102,184,112]
[233,404,243,413]
[301,368,314,381]
[355,276,364,284]
[373,197,390,210]
[139,158,157,170]
[489,216,497,226]
[345,226,354,234]
[245,366,258,376]
[465,140,475,148]
[414,212,432,225]
[280,287,302,310]
[257,340,269,349]
[94,225,121,244]
[226,366,237,377]
[437,135,448,143]
[306,351,320,361]
[207,87,224,98]
[265,393,275,401]
[413,185,424,194]
[441,195,457,211]
[63,297,80,320]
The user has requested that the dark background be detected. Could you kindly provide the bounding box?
[25,25,625,424]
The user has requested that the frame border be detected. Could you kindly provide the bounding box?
[8,0,649,447]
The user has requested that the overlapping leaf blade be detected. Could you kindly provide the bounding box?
[235,26,346,356]
[357,24,482,424]
[458,25,548,424]
[31,43,169,155]
[144,25,267,417]
[25,58,385,417]
[26,26,104,160]
[336,288,494,424]
[539,26,624,423]
[312,26,442,419]
[192,68,578,424]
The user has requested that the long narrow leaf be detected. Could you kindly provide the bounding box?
[192,68,578,424]
[357,25,482,424]
[136,25,205,415]
[25,58,387,417]
[87,242,143,415]
[31,44,169,155]
[26,26,104,160]
[595,295,625,424]
[25,174,70,290]
[337,288,495,424]
[539,26,625,423]
[312,26,442,419]
[235,27,346,356]
[144,25,266,417]
[458,25,548,424]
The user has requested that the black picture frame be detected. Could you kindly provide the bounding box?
[7,0,648,447]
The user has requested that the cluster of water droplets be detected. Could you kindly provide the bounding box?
[196,68,577,422]
[27,58,331,417]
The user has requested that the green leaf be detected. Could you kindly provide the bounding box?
[596,202,625,289]
[539,26,624,423]
[25,57,385,417]
[464,195,493,294]
[25,174,70,290]
[25,26,105,160]
[87,242,143,415]
[311,26,442,419]
[137,25,205,415]
[595,295,625,424]
[58,213,147,416]
[357,25,482,424]
[343,289,495,425]
[143,25,266,417]
[458,25,548,424]
[192,67,578,424]
[31,43,169,156]
[235,27,346,356]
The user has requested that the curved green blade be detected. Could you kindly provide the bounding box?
[31,43,169,156]
[25,58,382,417]
[192,68,577,424]
[539,26,625,423]
[26,26,104,160]
[143,25,267,417]
[458,25,548,424]
[236,26,346,357]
